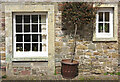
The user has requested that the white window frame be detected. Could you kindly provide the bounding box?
[96,8,113,38]
[13,13,48,58]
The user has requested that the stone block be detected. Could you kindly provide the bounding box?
[21,70,30,75]
[77,44,88,50]
[93,52,100,55]
[88,43,95,50]
[55,42,63,46]
[85,52,92,55]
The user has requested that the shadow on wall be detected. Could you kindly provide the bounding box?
[61,22,94,41]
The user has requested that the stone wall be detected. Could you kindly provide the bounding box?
[0,0,119,78]
[0,2,6,77]
[55,3,119,75]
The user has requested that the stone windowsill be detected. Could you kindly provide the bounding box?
[12,57,48,61]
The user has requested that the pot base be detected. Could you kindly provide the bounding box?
[61,59,79,79]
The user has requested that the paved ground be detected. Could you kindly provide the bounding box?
[2,74,118,80]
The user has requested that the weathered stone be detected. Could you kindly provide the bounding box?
[77,50,83,55]
[88,44,95,50]
[77,44,88,50]
[96,43,102,50]
[93,52,100,55]
[85,52,92,55]
[55,42,63,46]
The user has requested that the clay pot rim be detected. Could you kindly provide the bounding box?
[61,59,79,65]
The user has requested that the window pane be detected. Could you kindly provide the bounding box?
[42,35,46,42]
[16,25,22,32]
[24,34,30,42]
[16,15,22,23]
[41,25,46,33]
[99,12,103,21]
[32,43,38,51]
[40,43,42,51]
[39,34,42,42]
[41,15,46,23]
[24,43,30,51]
[24,15,30,23]
[24,24,30,32]
[32,15,38,23]
[39,24,41,32]
[32,24,38,32]
[16,43,23,51]
[105,12,109,21]
[16,34,23,42]
[39,15,41,23]
[105,23,109,33]
[98,23,103,32]
[32,34,38,42]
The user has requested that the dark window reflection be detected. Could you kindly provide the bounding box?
[16,34,23,42]
[32,43,38,51]
[40,43,42,51]
[24,43,30,51]
[105,23,109,33]
[16,15,22,23]
[16,43,23,51]
[32,24,38,32]
[99,12,103,21]
[24,34,30,42]
[24,15,30,23]
[16,25,22,32]
[98,23,103,32]
[39,24,41,32]
[32,34,38,42]
[32,15,38,23]
[24,24,30,32]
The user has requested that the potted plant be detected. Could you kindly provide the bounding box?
[59,2,97,79]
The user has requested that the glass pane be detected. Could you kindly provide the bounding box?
[24,15,30,23]
[16,25,22,32]
[99,12,103,21]
[16,34,23,42]
[24,43,30,51]
[24,34,30,42]
[32,43,38,51]
[32,24,38,32]
[16,15,22,23]
[32,34,38,42]
[41,24,46,33]
[24,24,30,32]
[32,15,38,23]
[39,24,41,32]
[105,23,109,33]
[41,15,46,23]
[39,15,41,23]
[39,34,42,42]
[42,35,46,42]
[40,43,42,51]
[98,23,103,32]
[105,12,109,21]
[16,43,23,51]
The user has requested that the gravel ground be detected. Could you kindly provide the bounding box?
[2,74,118,80]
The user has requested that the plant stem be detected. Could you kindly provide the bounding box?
[71,24,77,63]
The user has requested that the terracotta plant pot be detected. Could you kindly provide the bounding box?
[61,59,79,79]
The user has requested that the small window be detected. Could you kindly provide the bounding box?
[96,8,113,38]
[13,13,48,58]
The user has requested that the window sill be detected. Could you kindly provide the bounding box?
[12,57,48,61]
[93,37,118,42]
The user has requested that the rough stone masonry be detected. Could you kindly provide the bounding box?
[0,0,119,79]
